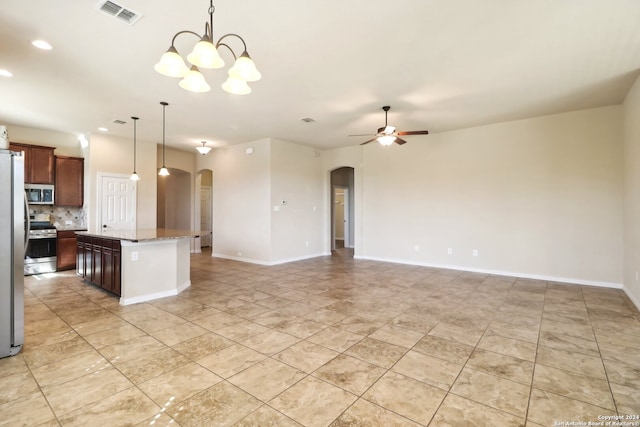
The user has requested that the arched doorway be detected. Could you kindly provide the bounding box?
[330,167,354,257]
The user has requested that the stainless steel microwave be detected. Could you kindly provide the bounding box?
[25,184,54,205]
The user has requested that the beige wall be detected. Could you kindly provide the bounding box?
[358,106,624,286]
[270,138,324,262]
[209,138,272,263]
[4,124,82,157]
[87,133,157,229]
[623,76,640,308]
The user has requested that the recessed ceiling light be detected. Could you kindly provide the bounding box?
[0,69,13,77]
[32,40,53,50]
[98,127,109,132]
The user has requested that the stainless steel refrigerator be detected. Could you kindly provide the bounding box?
[0,149,25,358]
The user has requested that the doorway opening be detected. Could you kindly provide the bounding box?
[330,166,354,257]
[157,168,191,230]
[197,169,213,249]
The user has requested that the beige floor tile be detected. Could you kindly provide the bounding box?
[270,376,357,427]
[236,405,303,426]
[594,328,640,350]
[527,388,616,426]
[214,319,271,341]
[330,398,421,426]
[0,371,41,405]
[451,368,530,417]
[251,310,298,328]
[431,393,525,427]
[536,345,606,379]
[98,335,166,363]
[22,334,94,368]
[274,318,327,339]
[23,326,78,350]
[487,320,539,344]
[477,331,537,362]
[344,337,407,369]
[241,330,301,356]
[362,371,446,425]
[532,364,615,410]
[334,315,388,335]
[197,343,266,378]
[0,392,57,426]
[72,314,128,336]
[133,413,180,427]
[368,324,425,348]
[192,311,245,331]
[41,366,133,415]
[58,386,161,427]
[466,348,534,385]
[83,323,146,348]
[115,346,192,384]
[138,362,222,406]
[172,332,234,360]
[392,350,462,391]
[610,382,640,415]
[538,330,599,357]
[30,350,109,387]
[148,321,209,346]
[228,358,306,401]
[304,308,350,324]
[0,353,29,377]
[413,334,474,365]
[274,340,339,373]
[307,327,364,352]
[166,381,261,426]
[603,358,640,390]
[314,354,385,395]
[428,322,485,347]
[540,318,595,340]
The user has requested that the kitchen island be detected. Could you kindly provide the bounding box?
[76,229,200,305]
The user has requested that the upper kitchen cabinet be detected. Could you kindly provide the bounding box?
[55,156,84,206]
[9,143,55,184]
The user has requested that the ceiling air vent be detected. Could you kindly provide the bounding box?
[112,119,126,125]
[96,0,142,25]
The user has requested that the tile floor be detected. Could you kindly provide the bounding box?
[1,249,640,426]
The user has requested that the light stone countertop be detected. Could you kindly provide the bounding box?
[76,228,200,242]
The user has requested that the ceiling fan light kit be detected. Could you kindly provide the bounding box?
[353,106,429,147]
[154,0,261,95]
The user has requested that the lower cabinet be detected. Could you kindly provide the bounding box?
[57,230,80,271]
[77,235,121,296]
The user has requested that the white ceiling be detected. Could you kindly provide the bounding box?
[1,0,639,152]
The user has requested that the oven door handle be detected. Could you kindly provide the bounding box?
[28,235,57,240]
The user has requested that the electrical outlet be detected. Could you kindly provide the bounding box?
[237,252,242,257]
[131,251,138,261]
[414,244,420,252]
[447,248,453,255]
[472,249,478,257]
[65,220,73,226]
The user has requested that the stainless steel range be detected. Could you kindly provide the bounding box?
[25,221,57,275]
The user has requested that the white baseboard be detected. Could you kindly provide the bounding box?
[119,280,191,305]
[622,285,640,311]
[354,255,623,289]
[212,252,330,266]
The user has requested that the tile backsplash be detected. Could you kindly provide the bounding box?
[30,205,86,228]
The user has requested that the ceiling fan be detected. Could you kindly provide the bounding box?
[350,105,429,146]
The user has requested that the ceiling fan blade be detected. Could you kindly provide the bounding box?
[397,130,429,136]
[360,138,377,145]
[394,137,408,145]
[348,133,375,137]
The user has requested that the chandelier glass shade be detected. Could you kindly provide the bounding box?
[154,0,260,95]
[196,141,212,155]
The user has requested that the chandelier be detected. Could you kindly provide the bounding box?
[154,0,261,95]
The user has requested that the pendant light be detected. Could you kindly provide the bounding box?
[130,116,140,181]
[196,141,212,155]
[158,101,170,176]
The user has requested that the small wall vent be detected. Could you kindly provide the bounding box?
[112,119,126,125]
[96,0,142,25]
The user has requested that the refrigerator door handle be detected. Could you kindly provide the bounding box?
[23,192,30,253]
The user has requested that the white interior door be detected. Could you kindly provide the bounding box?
[99,173,136,230]
[200,186,212,247]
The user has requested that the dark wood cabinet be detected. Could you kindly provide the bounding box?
[9,143,55,184]
[55,156,84,206]
[57,230,82,271]
[77,235,121,296]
